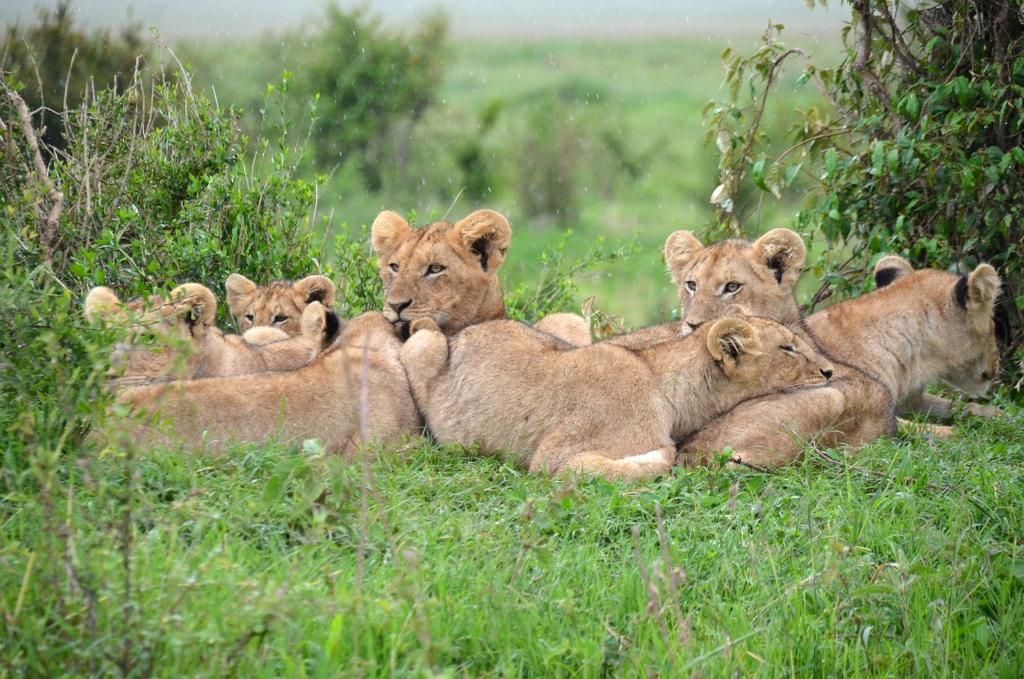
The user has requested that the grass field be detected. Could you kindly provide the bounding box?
[4,21,1024,677]
[3,406,1023,675]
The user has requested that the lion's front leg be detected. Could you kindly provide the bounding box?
[398,319,449,400]
[900,390,1004,419]
[678,385,854,469]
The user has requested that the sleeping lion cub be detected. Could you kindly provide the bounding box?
[677,252,1002,468]
[85,284,337,387]
[400,313,833,481]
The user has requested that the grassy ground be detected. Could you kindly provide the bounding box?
[5,30,1022,677]
[3,404,1023,676]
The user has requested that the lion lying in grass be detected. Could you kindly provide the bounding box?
[108,311,419,457]
[400,312,833,481]
[225,273,336,337]
[666,232,1003,468]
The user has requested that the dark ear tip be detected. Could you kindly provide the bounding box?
[874,267,902,289]
[954,275,969,309]
[323,311,341,346]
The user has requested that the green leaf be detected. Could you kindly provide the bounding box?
[824,148,838,175]
[752,158,769,191]
[904,92,919,119]
[783,163,802,187]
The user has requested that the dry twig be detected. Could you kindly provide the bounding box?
[3,84,64,263]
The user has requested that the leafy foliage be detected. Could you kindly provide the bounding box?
[1,0,147,153]
[302,5,449,190]
[2,71,328,319]
[707,1,1024,376]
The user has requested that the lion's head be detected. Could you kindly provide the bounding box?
[85,283,217,383]
[663,228,805,330]
[225,274,336,337]
[371,209,511,337]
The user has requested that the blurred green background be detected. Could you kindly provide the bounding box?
[2,0,840,326]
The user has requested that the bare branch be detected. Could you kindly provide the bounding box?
[3,84,64,264]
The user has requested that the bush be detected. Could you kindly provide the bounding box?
[2,69,332,322]
[303,5,449,190]
[706,1,1024,382]
[0,63,386,672]
[1,1,147,154]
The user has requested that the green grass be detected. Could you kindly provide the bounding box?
[3,405,1023,676]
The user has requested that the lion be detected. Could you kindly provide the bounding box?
[870,255,1003,419]
[107,311,420,458]
[225,273,336,337]
[578,228,807,351]
[674,238,1002,469]
[371,209,511,338]
[399,312,833,482]
[85,283,337,387]
[371,208,590,344]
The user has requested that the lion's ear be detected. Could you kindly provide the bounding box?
[294,274,336,308]
[873,255,914,288]
[957,263,1001,316]
[169,284,217,335]
[752,228,806,286]
[454,209,512,272]
[225,273,257,321]
[299,301,326,337]
[706,317,761,365]
[663,231,703,287]
[84,286,122,322]
[371,211,413,259]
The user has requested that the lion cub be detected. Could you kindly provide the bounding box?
[85,284,337,387]
[225,273,336,337]
[680,258,1003,468]
[400,314,833,481]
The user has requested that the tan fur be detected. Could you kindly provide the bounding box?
[400,315,832,481]
[667,228,805,330]
[225,273,336,337]
[533,312,592,345]
[107,312,420,458]
[85,284,333,387]
[597,228,807,350]
[371,209,510,337]
[680,258,1002,468]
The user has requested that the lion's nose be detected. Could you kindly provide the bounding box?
[388,299,412,315]
[820,368,833,380]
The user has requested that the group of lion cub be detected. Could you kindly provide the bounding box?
[86,208,1003,481]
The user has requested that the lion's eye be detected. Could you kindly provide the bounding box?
[273,315,288,325]
[426,264,446,275]
[779,344,796,353]
[389,262,400,272]
[244,313,254,322]
[684,281,697,293]
[723,281,742,294]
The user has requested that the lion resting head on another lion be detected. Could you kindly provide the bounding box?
[371,209,511,337]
